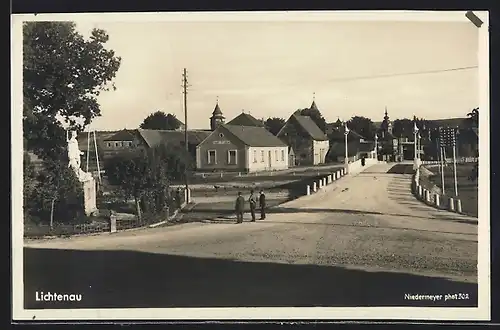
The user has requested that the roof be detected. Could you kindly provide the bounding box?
[137,129,211,148]
[290,114,328,141]
[212,102,224,116]
[226,112,265,127]
[328,126,365,141]
[377,129,396,141]
[310,100,319,111]
[221,124,288,147]
[328,141,374,157]
[78,130,128,150]
[104,129,137,141]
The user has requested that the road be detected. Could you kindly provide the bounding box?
[24,163,478,309]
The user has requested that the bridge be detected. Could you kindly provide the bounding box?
[23,162,478,309]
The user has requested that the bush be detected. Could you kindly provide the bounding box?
[24,155,86,225]
[103,143,191,220]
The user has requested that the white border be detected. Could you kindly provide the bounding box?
[11,10,490,321]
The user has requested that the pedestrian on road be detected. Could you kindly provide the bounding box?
[248,189,257,222]
[235,191,245,224]
[259,189,266,220]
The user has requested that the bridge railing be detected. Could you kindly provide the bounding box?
[412,166,464,214]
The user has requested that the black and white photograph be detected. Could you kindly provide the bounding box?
[12,10,490,321]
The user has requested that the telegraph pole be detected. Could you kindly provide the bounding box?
[182,68,190,203]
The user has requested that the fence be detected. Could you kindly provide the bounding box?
[304,168,346,196]
[24,221,111,238]
[421,157,478,165]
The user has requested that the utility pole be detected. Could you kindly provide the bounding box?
[182,68,190,203]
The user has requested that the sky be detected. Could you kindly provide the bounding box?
[73,15,479,131]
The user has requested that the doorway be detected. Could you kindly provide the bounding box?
[268,150,272,169]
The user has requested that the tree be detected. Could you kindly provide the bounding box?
[392,118,414,139]
[299,108,327,133]
[264,117,286,135]
[346,116,376,140]
[23,22,121,226]
[23,21,121,160]
[466,108,479,128]
[23,152,37,221]
[26,158,86,226]
[105,144,192,222]
[140,111,181,130]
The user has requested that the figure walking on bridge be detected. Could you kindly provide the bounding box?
[235,192,245,224]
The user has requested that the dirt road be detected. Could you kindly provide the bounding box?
[24,163,478,309]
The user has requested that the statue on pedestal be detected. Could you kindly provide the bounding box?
[66,130,97,216]
[67,130,93,182]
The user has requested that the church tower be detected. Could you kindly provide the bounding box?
[380,107,393,138]
[209,97,225,131]
[310,92,319,112]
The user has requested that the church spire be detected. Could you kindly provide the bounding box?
[210,97,225,130]
[310,92,318,111]
[212,96,223,116]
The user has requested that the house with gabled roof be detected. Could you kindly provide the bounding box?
[226,111,265,127]
[196,124,289,173]
[277,110,330,166]
[100,128,211,161]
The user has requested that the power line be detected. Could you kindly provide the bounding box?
[188,65,478,95]
[323,66,478,83]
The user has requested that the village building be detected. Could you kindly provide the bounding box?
[327,121,374,163]
[196,124,289,173]
[93,129,211,162]
[376,108,399,161]
[226,111,265,127]
[277,106,329,166]
[209,100,225,131]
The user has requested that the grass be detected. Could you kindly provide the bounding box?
[422,163,478,217]
[181,174,332,222]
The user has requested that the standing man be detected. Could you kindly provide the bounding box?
[235,191,245,224]
[248,189,257,222]
[259,189,266,220]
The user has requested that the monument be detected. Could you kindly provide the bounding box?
[67,130,98,216]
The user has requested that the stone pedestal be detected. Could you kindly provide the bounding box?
[184,188,191,204]
[82,177,97,216]
[109,213,117,233]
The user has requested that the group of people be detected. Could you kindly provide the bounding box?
[234,189,266,224]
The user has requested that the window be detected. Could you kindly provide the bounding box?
[207,150,216,164]
[115,142,120,147]
[260,150,265,162]
[253,150,257,163]
[228,150,237,165]
[275,150,278,161]
[106,142,112,148]
[281,150,285,161]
